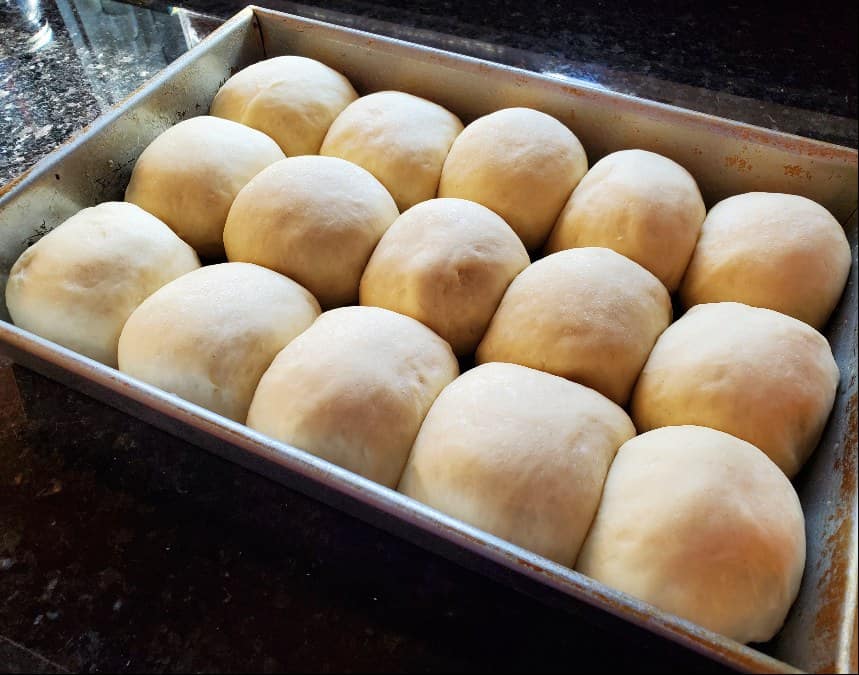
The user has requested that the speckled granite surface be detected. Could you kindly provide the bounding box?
[0,1,856,672]
[1,0,856,187]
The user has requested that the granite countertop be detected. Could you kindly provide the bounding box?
[0,1,856,672]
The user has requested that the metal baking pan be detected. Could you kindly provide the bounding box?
[0,6,856,673]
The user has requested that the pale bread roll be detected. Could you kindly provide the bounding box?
[247,306,459,488]
[631,302,839,477]
[118,263,320,422]
[476,247,671,405]
[680,192,851,329]
[545,149,706,291]
[576,425,806,644]
[319,91,463,211]
[125,116,285,257]
[224,156,399,308]
[359,198,529,355]
[5,202,199,367]
[209,55,358,156]
[438,107,588,250]
[399,362,636,566]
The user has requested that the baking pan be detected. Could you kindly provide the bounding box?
[0,6,856,673]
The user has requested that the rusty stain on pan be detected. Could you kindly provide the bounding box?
[0,6,856,673]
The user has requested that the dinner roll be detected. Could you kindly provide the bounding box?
[631,302,839,478]
[224,156,399,308]
[320,91,463,211]
[118,263,320,422]
[125,116,285,257]
[209,55,358,156]
[5,202,199,367]
[476,248,671,405]
[359,198,529,355]
[438,107,588,250]
[399,362,635,566]
[680,192,851,329]
[576,425,806,644]
[247,306,459,488]
[545,149,706,291]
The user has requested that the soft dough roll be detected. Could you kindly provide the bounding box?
[247,306,459,488]
[118,262,320,422]
[5,202,199,367]
[680,192,851,329]
[320,91,463,211]
[359,198,529,355]
[125,116,285,257]
[545,149,706,291]
[209,55,358,156]
[631,302,839,477]
[438,107,588,250]
[576,425,806,644]
[399,362,636,566]
[476,247,671,405]
[225,156,399,309]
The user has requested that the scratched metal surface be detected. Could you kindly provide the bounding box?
[0,7,855,673]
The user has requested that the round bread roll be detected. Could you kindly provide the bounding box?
[631,302,839,478]
[224,156,399,308]
[545,149,706,291]
[125,116,285,257]
[118,263,320,423]
[209,55,358,156]
[319,91,463,211]
[438,107,588,250]
[359,198,529,355]
[5,202,199,367]
[680,192,851,329]
[576,425,806,644]
[247,306,459,488]
[476,247,671,405]
[399,362,636,566]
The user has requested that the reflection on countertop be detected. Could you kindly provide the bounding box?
[1,0,857,188]
[0,1,856,672]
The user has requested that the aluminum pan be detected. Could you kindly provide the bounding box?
[0,6,855,673]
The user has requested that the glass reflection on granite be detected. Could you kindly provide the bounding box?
[1,0,54,53]
[0,0,188,185]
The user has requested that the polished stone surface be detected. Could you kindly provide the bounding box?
[0,1,856,672]
[1,0,856,187]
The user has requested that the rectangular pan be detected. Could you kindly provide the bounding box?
[0,7,856,673]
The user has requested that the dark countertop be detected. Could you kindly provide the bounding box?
[0,2,856,673]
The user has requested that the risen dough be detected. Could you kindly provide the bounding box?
[359,198,529,355]
[118,263,320,422]
[476,247,671,405]
[247,306,459,488]
[209,56,358,156]
[680,192,851,329]
[224,156,399,308]
[399,362,635,566]
[631,302,839,477]
[125,116,285,257]
[320,91,463,211]
[5,202,199,367]
[438,107,588,250]
[576,425,806,644]
[545,149,705,291]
